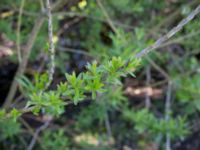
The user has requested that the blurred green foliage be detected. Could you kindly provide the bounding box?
[0,0,200,149]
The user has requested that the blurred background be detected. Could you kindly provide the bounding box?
[0,0,200,150]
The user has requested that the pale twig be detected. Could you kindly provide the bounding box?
[105,112,112,139]
[146,56,170,80]
[16,0,25,63]
[158,30,200,48]
[57,17,83,36]
[3,17,45,109]
[165,82,172,150]
[19,118,46,150]
[51,0,68,11]
[14,9,136,29]
[135,4,200,58]
[39,0,45,12]
[53,11,135,30]
[145,66,151,109]
[13,8,38,17]
[27,121,50,150]
[96,0,117,33]
[171,49,200,68]
[58,46,93,57]
[147,0,200,38]
[45,0,55,89]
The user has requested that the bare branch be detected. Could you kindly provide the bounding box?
[16,0,26,63]
[3,17,45,109]
[45,0,55,89]
[27,121,50,150]
[135,5,200,58]
[145,66,151,109]
[165,82,172,150]
[96,0,117,33]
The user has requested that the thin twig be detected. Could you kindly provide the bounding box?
[146,56,170,80]
[20,118,46,150]
[105,112,112,139]
[147,0,200,38]
[39,0,45,12]
[16,0,25,63]
[57,17,83,36]
[96,0,117,33]
[58,46,93,57]
[45,0,55,89]
[135,4,200,58]
[145,66,151,109]
[53,11,135,30]
[3,17,45,109]
[165,82,172,150]
[158,30,200,48]
[27,121,50,150]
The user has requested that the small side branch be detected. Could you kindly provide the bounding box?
[27,121,50,150]
[165,82,172,150]
[3,17,45,109]
[135,5,200,58]
[96,0,117,33]
[145,66,151,109]
[45,0,55,89]
[105,112,112,139]
[16,0,26,63]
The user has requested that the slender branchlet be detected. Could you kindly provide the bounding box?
[135,4,200,58]
[3,17,45,109]
[165,82,172,150]
[40,0,45,12]
[96,0,117,33]
[46,0,55,89]
[3,0,64,109]
[16,0,26,63]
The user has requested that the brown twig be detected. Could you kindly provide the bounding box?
[3,17,45,109]
[96,0,117,33]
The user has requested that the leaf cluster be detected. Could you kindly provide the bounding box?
[123,109,188,139]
